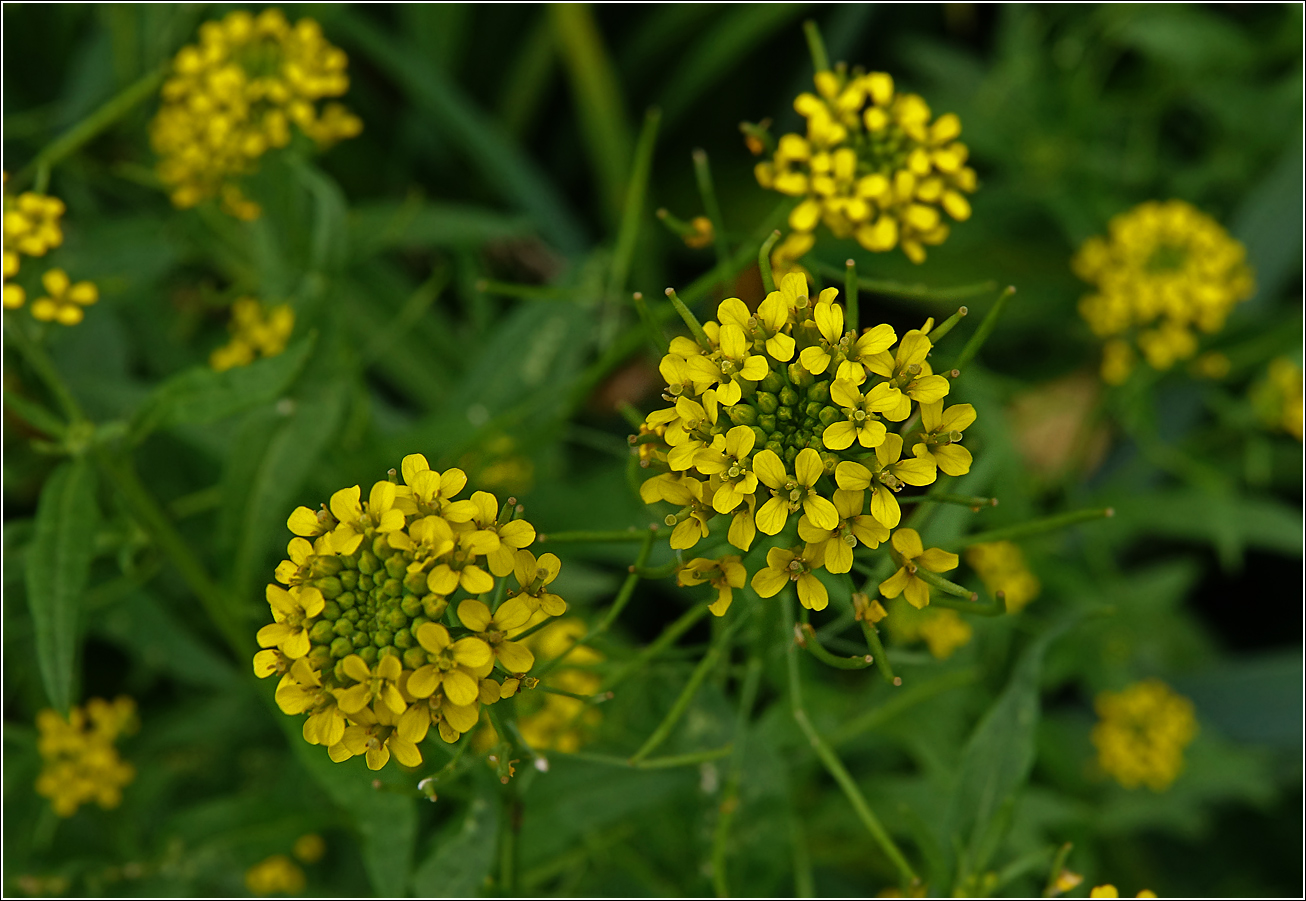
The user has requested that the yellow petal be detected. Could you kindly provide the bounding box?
[496,640,535,673]
[458,599,492,631]
[442,669,480,706]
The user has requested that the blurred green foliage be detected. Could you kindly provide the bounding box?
[3,4,1301,898]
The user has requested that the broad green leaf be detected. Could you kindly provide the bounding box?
[131,335,315,440]
[946,612,1080,883]
[1233,137,1304,308]
[26,457,99,714]
[349,201,532,256]
[412,789,500,897]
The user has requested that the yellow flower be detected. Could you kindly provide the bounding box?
[292,833,326,864]
[821,377,895,450]
[1075,200,1253,382]
[754,446,839,535]
[507,617,604,753]
[695,425,760,514]
[210,298,294,371]
[512,549,567,616]
[918,608,972,659]
[29,268,98,326]
[756,65,976,267]
[35,697,137,817]
[1092,679,1197,791]
[965,541,1040,612]
[878,528,959,609]
[798,488,888,574]
[245,854,306,896]
[3,191,64,257]
[751,545,828,610]
[151,8,361,218]
[1090,886,1157,899]
[912,401,975,476]
[678,555,747,616]
[255,457,565,768]
[1251,356,1304,441]
[835,433,937,529]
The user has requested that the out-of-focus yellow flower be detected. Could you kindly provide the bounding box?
[756,66,976,269]
[28,268,98,326]
[917,608,972,659]
[210,297,294,371]
[1250,356,1303,441]
[965,541,1040,612]
[1090,885,1157,898]
[683,216,715,249]
[35,697,137,817]
[3,180,99,324]
[1074,200,1253,384]
[291,833,326,863]
[245,854,306,896]
[1092,679,1197,791]
[513,617,603,754]
[151,8,362,219]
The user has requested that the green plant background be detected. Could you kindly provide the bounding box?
[3,4,1301,897]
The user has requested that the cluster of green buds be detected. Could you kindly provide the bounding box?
[254,455,566,770]
[637,273,973,613]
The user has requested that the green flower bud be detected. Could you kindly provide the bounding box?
[330,637,354,659]
[403,570,428,595]
[312,555,342,577]
[783,445,798,467]
[820,452,839,473]
[750,426,769,448]
[726,404,758,426]
[787,362,815,389]
[758,414,777,433]
[340,553,359,571]
[309,620,336,644]
[378,645,400,660]
[779,386,800,407]
[373,630,393,648]
[358,646,379,664]
[333,618,355,637]
[357,550,380,575]
[402,647,426,670]
[394,627,414,649]
[343,607,360,623]
[400,594,423,617]
[756,392,779,414]
[384,555,407,580]
[806,381,831,404]
[423,596,448,619]
[410,615,431,631]
[382,578,402,599]
[339,571,359,590]
[386,607,408,629]
[351,631,369,648]
[320,601,341,621]
[777,406,794,423]
[358,574,374,592]
[372,535,395,559]
[766,439,785,457]
[819,406,841,427]
[760,371,785,393]
[308,645,333,669]
[315,576,343,600]
[804,401,824,420]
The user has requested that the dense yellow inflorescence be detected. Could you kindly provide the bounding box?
[1250,356,1303,441]
[245,854,306,896]
[755,68,976,271]
[209,297,295,371]
[1074,200,1254,385]
[1090,886,1157,898]
[1092,678,1197,791]
[255,455,567,770]
[3,180,99,323]
[965,540,1041,613]
[35,697,137,817]
[638,273,969,613]
[151,8,361,220]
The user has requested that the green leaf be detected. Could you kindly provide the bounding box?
[946,612,1081,882]
[92,591,236,689]
[1233,136,1304,307]
[131,335,316,440]
[411,788,500,897]
[349,201,532,257]
[26,457,99,714]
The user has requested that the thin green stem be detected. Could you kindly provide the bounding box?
[798,622,874,669]
[914,567,976,600]
[948,507,1115,550]
[786,599,918,886]
[602,602,709,691]
[667,287,710,349]
[4,318,85,423]
[859,619,897,685]
[844,258,859,332]
[952,285,1016,372]
[692,148,731,274]
[561,744,732,770]
[711,654,762,897]
[802,19,830,73]
[830,667,977,746]
[629,607,750,763]
[810,261,997,303]
[608,106,661,299]
[631,559,679,579]
[900,493,997,509]
[927,305,969,344]
[759,229,782,293]
[14,67,166,187]
[537,528,650,543]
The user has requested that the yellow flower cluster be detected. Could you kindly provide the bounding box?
[965,540,1041,612]
[3,181,99,323]
[883,598,972,660]
[209,297,295,371]
[35,697,137,817]
[255,455,567,770]
[755,68,976,269]
[639,273,970,613]
[244,855,305,896]
[151,8,362,220]
[1074,200,1254,385]
[1251,356,1303,441]
[495,618,602,754]
[1092,679,1197,791]
[1090,886,1157,898]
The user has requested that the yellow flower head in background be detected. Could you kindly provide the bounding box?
[1250,356,1303,441]
[1090,886,1157,898]
[151,8,362,219]
[210,297,295,371]
[965,540,1041,612]
[245,854,306,896]
[35,697,137,817]
[637,273,969,613]
[516,617,603,754]
[3,179,99,323]
[29,268,99,326]
[1074,200,1253,384]
[255,455,565,770]
[1092,678,1197,791]
[756,67,977,270]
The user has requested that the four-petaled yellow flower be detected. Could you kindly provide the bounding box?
[512,549,567,616]
[835,434,936,529]
[754,447,839,534]
[257,584,325,658]
[29,268,98,326]
[678,555,747,616]
[695,425,759,513]
[458,598,536,673]
[912,401,975,476]
[878,528,959,609]
[751,545,829,610]
[798,488,888,573]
